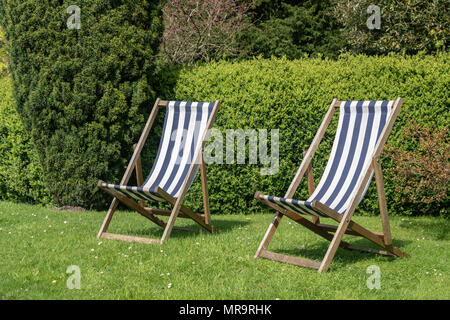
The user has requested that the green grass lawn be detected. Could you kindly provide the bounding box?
[0,200,448,299]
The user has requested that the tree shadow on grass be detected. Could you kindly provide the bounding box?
[271,237,411,266]
[398,219,449,241]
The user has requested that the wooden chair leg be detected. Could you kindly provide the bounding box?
[156,186,213,226]
[159,195,215,243]
[304,151,319,225]
[200,154,211,225]
[318,215,352,273]
[255,212,284,258]
[133,144,145,208]
[160,204,182,244]
[373,158,392,246]
[97,197,119,238]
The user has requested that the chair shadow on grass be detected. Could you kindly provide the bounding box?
[121,217,251,240]
[272,237,411,266]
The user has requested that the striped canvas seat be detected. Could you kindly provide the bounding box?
[100,101,215,202]
[264,100,393,217]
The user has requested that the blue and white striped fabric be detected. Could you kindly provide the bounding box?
[102,101,215,202]
[264,100,394,217]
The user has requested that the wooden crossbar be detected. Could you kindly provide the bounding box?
[144,207,205,219]
[260,250,321,270]
[316,223,381,238]
[101,232,161,244]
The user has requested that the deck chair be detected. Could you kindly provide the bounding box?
[254,98,410,273]
[97,98,220,244]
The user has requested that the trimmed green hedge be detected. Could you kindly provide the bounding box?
[161,53,449,216]
[0,74,51,205]
[1,53,448,216]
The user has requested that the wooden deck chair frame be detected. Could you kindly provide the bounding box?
[97,98,220,244]
[254,98,410,273]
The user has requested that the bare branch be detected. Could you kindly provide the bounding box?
[160,0,255,65]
